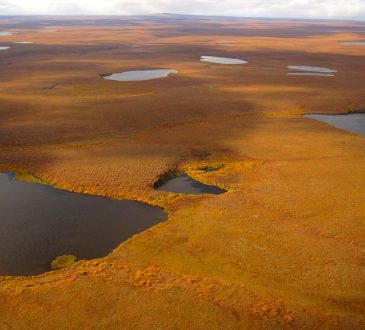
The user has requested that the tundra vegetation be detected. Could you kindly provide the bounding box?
[51,255,77,270]
[0,14,365,329]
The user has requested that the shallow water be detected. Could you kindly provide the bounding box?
[200,56,247,65]
[341,41,365,45]
[287,66,337,74]
[104,69,177,81]
[0,47,10,51]
[287,72,334,77]
[304,113,365,136]
[0,173,167,276]
[157,174,226,195]
[0,32,15,37]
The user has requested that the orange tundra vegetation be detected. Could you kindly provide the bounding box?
[0,15,365,329]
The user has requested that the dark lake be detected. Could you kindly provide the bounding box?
[304,113,365,136]
[0,173,167,276]
[157,174,226,195]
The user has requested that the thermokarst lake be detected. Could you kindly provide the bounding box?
[1,13,365,329]
[0,173,167,276]
[103,69,177,81]
[287,65,337,76]
[0,31,16,36]
[304,113,365,136]
[341,41,365,46]
[200,56,247,64]
[156,174,226,195]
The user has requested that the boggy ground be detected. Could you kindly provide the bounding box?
[0,15,365,329]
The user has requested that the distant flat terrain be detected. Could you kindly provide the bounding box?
[0,15,365,329]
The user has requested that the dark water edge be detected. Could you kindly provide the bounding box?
[0,173,167,276]
[304,113,365,136]
[156,173,226,195]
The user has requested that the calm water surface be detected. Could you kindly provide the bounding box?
[304,113,365,136]
[287,66,337,74]
[341,41,365,45]
[157,174,226,195]
[104,69,177,81]
[0,32,15,37]
[287,72,334,77]
[200,56,247,64]
[0,173,167,276]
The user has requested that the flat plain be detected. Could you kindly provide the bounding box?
[0,14,365,329]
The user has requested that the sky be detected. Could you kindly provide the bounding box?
[0,0,365,20]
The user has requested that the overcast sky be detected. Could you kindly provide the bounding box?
[1,0,365,20]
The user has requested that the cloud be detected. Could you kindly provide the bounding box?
[0,0,364,20]
[0,0,24,13]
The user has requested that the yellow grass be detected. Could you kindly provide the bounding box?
[0,15,365,329]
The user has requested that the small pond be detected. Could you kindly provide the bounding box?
[287,72,334,77]
[200,56,247,65]
[156,174,226,195]
[0,32,15,37]
[0,173,167,276]
[287,66,337,74]
[103,69,177,81]
[340,41,365,46]
[304,113,365,136]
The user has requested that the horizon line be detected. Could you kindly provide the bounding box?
[0,12,364,23]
